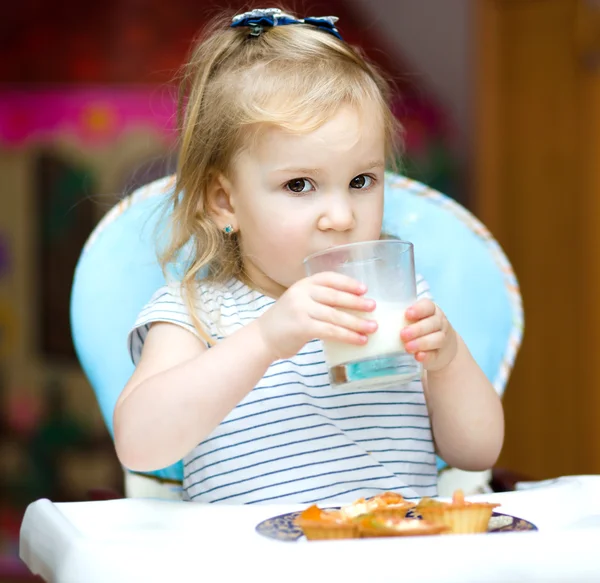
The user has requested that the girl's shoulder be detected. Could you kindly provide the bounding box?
[157,278,243,306]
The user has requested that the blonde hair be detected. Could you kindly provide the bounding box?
[160,7,403,342]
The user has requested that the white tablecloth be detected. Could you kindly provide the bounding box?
[19,475,600,583]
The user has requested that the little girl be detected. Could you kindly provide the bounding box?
[114,7,504,504]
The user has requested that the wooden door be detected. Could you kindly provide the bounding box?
[474,0,600,479]
[578,0,600,476]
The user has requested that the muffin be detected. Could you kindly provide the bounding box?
[296,504,358,540]
[415,489,500,534]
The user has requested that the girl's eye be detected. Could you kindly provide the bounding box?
[285,178,313,194]
[350,174,374,189]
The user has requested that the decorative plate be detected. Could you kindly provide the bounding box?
[255,509,537,542]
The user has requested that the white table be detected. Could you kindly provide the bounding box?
[20,475,600,583]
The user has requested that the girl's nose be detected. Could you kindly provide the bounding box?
[317,195,356,232]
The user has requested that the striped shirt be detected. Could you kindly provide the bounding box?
[129,275,437,504]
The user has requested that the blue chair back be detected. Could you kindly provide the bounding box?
[71,173,523,482]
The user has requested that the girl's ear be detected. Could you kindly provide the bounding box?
[205,173,237,232]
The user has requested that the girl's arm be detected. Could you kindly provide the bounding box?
[114,319,274,471]
[402,299,504,471]
[424,335,505,471]
[114,271,375,472]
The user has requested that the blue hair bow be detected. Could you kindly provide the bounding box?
[231,8,342,41]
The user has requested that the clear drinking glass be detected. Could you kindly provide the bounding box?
[304,240,419,389]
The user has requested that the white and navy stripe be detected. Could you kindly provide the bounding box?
[129,275,437,504]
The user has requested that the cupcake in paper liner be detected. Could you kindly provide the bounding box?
[358,515,448,538]
[296,504,358,540]
[415,489,501,534]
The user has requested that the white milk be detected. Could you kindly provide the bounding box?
[323,301,411,368]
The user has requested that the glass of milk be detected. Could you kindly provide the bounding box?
[304,240,419,389]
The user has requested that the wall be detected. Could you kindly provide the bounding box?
[354,0,472,165]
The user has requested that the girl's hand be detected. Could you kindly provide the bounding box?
[400,299,458,372]
[257,272,377,360]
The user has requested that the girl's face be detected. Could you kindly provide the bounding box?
[221,103,385,298]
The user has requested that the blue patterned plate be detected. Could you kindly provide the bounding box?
[255,509,537,542]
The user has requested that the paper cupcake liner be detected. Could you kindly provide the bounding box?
[359,522,448,538]
[418,506,495,534]
[297,521,358,540]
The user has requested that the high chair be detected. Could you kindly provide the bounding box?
[71,173,524,500]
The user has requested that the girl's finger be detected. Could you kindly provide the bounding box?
[312,321,369,346]
[310,303,378,335]
[415,350,437,364]
[401,314,442,342]
[405,299,437,322]
[309,271,367,295]
[311,286,375,312]
[404,331,445,354]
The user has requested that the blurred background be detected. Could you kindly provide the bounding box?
[2,0,600,579]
